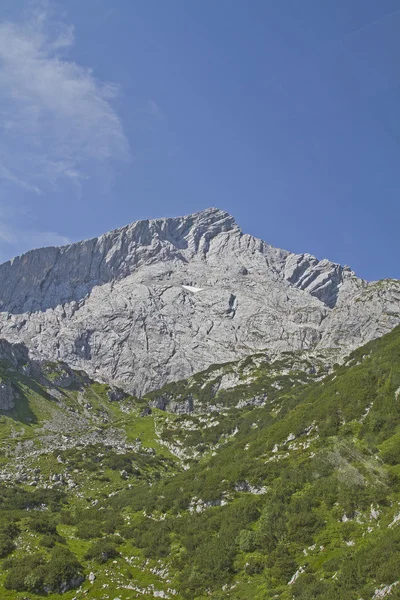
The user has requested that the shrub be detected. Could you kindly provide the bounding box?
[237,529,257,553]
[28,513,57,535]
[0,536,15,558]
[40,532,66,548]
[75,520,103,539]
[44,547,83,592]
[4,548,83,594]
[85,538,120,563]
[4,554,46,592]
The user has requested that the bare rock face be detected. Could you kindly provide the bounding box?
[0,208,398,395]
[107,388,127,402]
[0,382,14,411]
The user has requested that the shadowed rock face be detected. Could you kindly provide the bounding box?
[0,207,398,395]
[0,383,14,411]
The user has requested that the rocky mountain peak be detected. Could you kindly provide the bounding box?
[0,208,398,395]
[0,208,239,314]
[99,206,238,250]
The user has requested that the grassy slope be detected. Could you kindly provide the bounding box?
[0,328,399,598]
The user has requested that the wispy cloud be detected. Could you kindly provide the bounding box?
[0,163,41,194]
[147,99,165,120]
[0,6,130,193]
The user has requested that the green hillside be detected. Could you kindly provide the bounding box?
[0,327,400,599]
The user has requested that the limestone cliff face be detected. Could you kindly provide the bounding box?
[0,208,398,395]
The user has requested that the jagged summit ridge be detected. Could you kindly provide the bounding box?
[0,207,349,312]
[0,208,237,313]
[0,207,398,394]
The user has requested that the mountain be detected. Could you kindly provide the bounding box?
[0,208,398,396]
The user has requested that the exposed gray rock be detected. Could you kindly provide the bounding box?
[149,394,194,414]
[0,207,397,395]
[47,369,73,388]
[0,382,14,410]
[41,361,87,389]
[107,388,127,402]
[169,397,194,415]
[234,480,267,494]
[149,396,170,411]
[236,394,267,409]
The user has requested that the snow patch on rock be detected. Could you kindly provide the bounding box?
[182,285,203,293]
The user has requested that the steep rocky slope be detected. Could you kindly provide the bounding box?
[0,208,398,395]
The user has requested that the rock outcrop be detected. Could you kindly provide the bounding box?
[0,382,14,411]
[0,208,398,395]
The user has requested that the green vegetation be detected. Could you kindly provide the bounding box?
[4,547,83,594]
[0,327,400,597]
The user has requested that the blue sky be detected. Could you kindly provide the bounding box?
[0,0,399,280]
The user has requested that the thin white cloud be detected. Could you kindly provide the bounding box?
[147,99,165,120]
[0,163,41,194]
[0,7,130,192]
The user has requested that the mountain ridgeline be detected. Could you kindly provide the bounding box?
[0,208,398,395]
